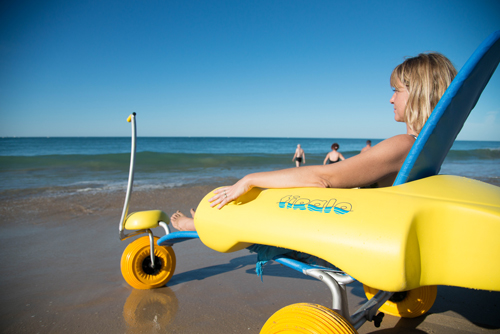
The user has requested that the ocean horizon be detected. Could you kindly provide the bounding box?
[1,137,499,199]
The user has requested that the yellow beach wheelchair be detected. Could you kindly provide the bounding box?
[117,30,500,333]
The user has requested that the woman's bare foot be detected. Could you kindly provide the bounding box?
[170,209,196,231]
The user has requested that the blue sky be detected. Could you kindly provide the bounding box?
[1,1,499,140]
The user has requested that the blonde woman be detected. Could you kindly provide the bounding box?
[171,53,457,231]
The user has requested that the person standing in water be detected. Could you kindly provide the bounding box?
[361,140,372,153]
[323,143,345,165]
[292,144,305,167]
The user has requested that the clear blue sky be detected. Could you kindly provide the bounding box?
[1,0,499,140]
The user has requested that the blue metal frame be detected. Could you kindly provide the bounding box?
[158,231,199,246]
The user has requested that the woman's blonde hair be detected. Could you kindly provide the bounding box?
[391,53,457,134]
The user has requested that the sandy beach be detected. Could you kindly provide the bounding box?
[1,183,500,334]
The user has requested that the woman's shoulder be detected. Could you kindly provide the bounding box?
[373,134,416,160]
[380,134,416,146]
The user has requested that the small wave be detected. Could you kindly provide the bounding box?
[1,146,498,195]
[445,148,500,161]
[76,188,95,193]
[2,147,498,174]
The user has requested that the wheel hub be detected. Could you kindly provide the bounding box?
[389,291,408,303]
[142,255,164,275]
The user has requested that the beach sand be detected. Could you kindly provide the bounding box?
[1,183,500,334]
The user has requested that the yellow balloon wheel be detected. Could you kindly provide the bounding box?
[260,303,358,334]
[121,236,176,289]
[363,285,437,318]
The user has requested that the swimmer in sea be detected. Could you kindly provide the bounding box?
[361,140,372,153]
[171,52,457,231]
[323,143,345,165]
[292,144,305,167]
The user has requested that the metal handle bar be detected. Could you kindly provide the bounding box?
[119,112,137,240]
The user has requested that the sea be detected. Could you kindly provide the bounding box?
[1,137,499,200]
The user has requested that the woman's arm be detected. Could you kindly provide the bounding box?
[210,134,415,209]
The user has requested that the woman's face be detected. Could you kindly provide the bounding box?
[390,79,409,123]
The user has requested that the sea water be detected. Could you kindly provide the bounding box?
[1,137,499,198]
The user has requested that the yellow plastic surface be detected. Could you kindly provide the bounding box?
[260,303,357,334]
[127,114,133,122]
[363,285,437,318]
[124,210,169,230]
[194,175,500,292]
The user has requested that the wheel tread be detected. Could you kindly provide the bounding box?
[120,236,176,289]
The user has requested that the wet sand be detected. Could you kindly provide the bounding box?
[1,184,500,333]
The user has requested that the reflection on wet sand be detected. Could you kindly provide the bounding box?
[123,287,178,333]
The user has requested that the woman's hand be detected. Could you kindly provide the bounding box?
[208,177,252,209]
